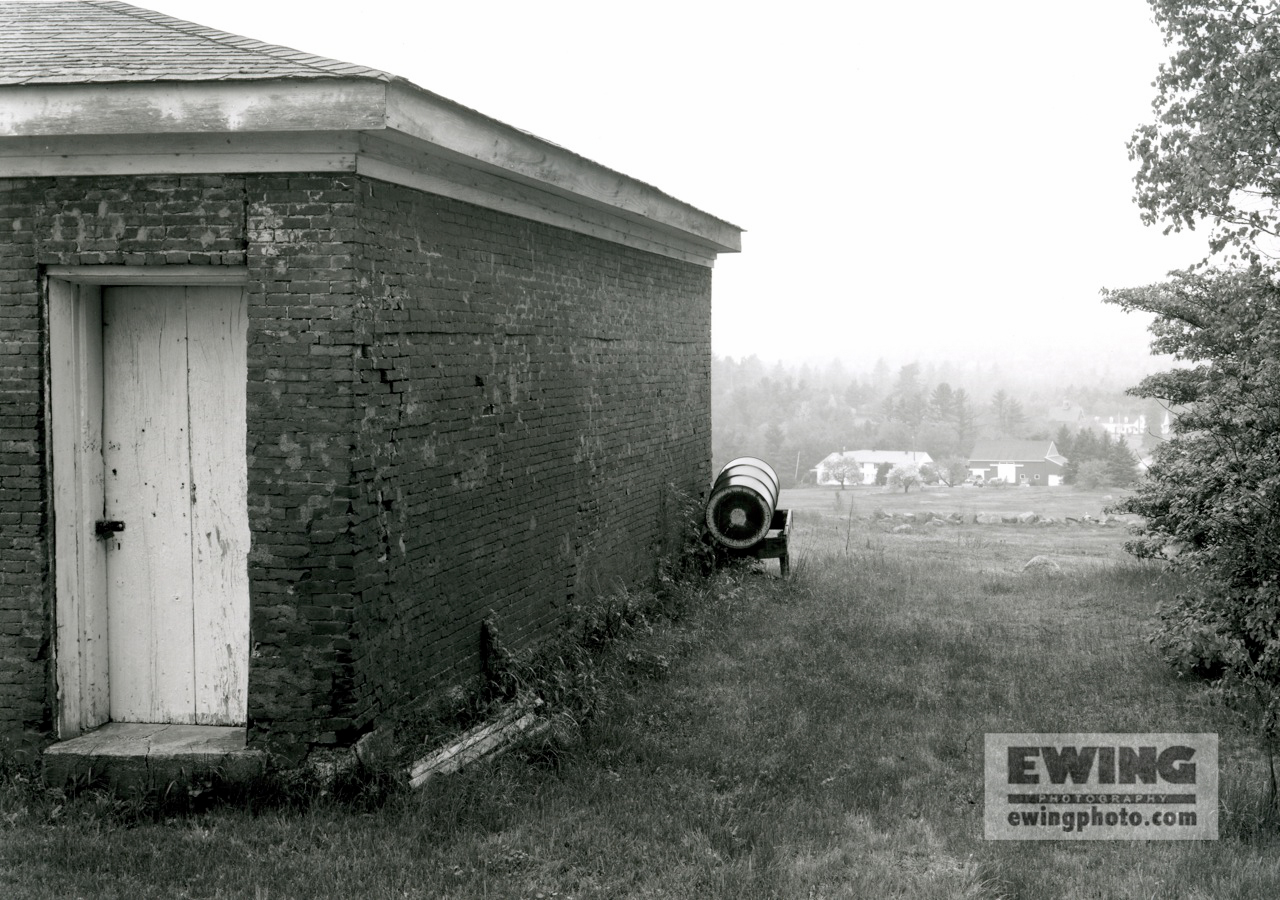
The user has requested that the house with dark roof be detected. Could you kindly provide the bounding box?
[967,440,1067,486]
[0,1,741,762]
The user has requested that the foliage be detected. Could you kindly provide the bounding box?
[1130,1,1280,256]
[1061,428,1140,487]
[1104,264,1280,798]
[1149,584,1237,680]
[1073,459,1111,490]
[823,454,861,488]
[989,389,1026,436]
[930,456,972,487]
[1117,1,1280,801]
[887,463,922,493]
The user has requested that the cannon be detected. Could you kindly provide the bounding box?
[704,457,791,576]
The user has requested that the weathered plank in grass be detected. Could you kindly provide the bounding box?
[408,707,546,789]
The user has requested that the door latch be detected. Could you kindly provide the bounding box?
[94,520,126,539]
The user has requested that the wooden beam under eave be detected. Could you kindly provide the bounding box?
[382,83,742,255]
[0,131,362,159]
[0,80,388,138]
[0,131,361,177]
[0,152,356,178]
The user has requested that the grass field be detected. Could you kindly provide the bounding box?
[3,487,1279,899]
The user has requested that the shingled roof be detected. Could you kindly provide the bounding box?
[0,0,397,85]
[968,440,1066,465]
[0,0,742,262]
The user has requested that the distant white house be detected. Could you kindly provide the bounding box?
[813,449,933,486]
[1097,414,1146,437]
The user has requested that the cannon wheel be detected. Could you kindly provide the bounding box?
[708,509,791,577]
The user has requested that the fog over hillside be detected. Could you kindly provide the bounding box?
[711,337,1170,487]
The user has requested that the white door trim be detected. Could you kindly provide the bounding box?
[46,265,248,286]
[49,279,109,738]
[48,268,251,737]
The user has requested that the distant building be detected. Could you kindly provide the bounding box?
[1047,400,1087,425]
[967,440,1067,486]
[1095,414,1149,456]
[1097,414,1146,437]
[814,449,933,486]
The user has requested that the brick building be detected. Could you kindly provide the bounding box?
[0,1,740,759]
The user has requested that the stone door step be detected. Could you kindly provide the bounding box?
[43,722,265,792]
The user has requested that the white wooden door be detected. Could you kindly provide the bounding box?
[101,286,250,725]
[997,463,1018,484]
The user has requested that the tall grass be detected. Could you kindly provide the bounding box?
[3,516,1279,898]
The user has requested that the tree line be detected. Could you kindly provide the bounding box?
[713,356,1146,488]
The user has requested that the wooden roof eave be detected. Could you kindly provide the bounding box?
[379,82,742,256]
[0,77,742,266]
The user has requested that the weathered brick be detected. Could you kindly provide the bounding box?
[1,171,712,760]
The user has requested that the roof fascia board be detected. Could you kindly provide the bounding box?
[0,78,742,259]
[0,129,718,264]
[382,82,742,254]
[356,134,719,266]
[0,79,387,137]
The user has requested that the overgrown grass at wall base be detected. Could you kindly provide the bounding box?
[6,501,1280,898]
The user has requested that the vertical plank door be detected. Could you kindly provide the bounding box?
[186,288,250,725]
[102,286,249,725]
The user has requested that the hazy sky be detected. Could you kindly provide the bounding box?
[135,0,1209,367]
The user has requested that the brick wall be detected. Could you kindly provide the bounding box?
[241,174,363,756]
[0,175,253,747]
[0,171,712,756]
[0,178,51,745]
[346,178,712,729]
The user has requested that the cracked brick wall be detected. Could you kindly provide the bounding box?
[0,172,712,757]
[241,174,363,756]
[347,178,712,731]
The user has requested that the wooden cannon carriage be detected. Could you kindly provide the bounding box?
[704,457,792,576]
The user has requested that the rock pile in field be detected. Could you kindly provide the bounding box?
[1022,555,1062,573]
[866,510,1140,529]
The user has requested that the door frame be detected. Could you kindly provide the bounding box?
[47,265,249,738]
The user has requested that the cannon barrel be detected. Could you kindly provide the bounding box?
[705,457,780,550]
